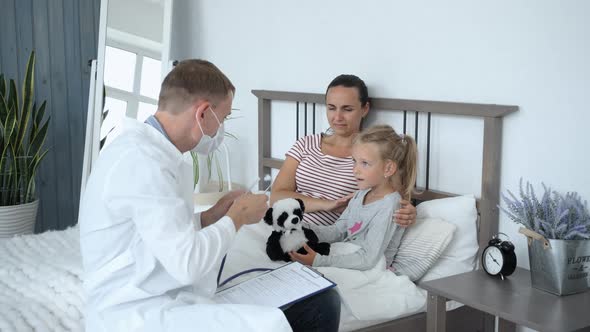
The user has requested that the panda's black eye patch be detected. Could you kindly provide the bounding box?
[277,212,289,227]
[293,208,303,219]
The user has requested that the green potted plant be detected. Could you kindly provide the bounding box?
[500,179,590,295]
[0,51,51,237]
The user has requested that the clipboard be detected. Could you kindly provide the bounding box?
[213,261,336,309]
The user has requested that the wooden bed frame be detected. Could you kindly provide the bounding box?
[252,89,518,332]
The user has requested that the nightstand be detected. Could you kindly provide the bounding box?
[421,267,590,332]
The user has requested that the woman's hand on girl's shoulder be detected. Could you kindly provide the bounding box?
[394,199,416,227]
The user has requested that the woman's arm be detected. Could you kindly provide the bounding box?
[270,156,346,212]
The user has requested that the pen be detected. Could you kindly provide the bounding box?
[261,174,273,192]
[245,178,260,193]
[244,175,272,194]
[241,175,272,197]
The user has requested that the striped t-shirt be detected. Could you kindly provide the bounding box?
[286,133,358,226]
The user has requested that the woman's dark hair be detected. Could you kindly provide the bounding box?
[325,74,369,107]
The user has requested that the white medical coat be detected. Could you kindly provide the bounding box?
[79,119,291,332]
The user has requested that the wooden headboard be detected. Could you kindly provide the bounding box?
[252,89,518,256]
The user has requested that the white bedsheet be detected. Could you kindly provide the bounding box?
[0,227,84,332]
[220,223,428,331]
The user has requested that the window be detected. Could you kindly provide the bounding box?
[140,56,161,100]
[102,37,161,143]
[100,97,127,145]
[104,47,136,92]
[137,102,158,123]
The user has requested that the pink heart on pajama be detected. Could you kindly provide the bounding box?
[349,221,363,234]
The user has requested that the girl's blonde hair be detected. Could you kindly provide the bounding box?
[353,125,418,200]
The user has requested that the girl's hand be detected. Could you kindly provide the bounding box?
[289,243,317,266]
[394,200,416,227]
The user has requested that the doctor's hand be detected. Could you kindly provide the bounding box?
[201,190,246,227]
[289,243,316,266]
[226,193,269,230]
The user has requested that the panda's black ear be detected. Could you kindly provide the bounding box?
[296,198,305,213]
[264,208,274,225]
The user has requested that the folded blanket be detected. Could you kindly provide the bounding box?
[316,243,426,321]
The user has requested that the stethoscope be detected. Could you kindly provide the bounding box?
[215,175,274,288]
[216,255,272,288]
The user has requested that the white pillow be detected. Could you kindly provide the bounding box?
[390,217,456,281]
[416,195,479,272]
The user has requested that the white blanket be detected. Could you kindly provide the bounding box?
[220,223,427,329]
[0,227,84,332]
[0,223,427,332]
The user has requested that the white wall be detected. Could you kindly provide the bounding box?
[171,2,590,329]
[108,0,164,42]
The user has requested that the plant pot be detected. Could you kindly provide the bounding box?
[523,228,590,296]
[0,199,39,238]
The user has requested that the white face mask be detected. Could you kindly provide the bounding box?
[192,107,224,155]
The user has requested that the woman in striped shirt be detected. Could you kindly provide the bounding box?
[270,74,416,227]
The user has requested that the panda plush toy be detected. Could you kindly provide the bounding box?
[264,198,331,262]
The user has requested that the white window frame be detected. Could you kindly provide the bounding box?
[105,27,161,120]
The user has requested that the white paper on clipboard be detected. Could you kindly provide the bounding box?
[213,261,336,309]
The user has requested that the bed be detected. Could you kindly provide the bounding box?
[0,90,517,332]
[249,89,518,331]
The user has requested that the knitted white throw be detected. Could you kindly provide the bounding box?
[0,227,84,332]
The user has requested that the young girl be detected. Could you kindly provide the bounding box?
[289,124,417,270]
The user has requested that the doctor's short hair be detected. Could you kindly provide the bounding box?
[158,59,235,112]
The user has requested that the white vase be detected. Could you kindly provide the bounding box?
[0,199,39,238]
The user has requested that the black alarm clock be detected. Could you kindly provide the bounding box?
[482,233,517,279]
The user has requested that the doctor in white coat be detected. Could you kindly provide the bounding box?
[79,59,341,332]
